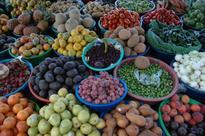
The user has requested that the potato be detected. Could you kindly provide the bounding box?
[92,12,104,17]
[127,108,139,115]
[152,126,163,136]
[139,130,158,136]
[139,35,145,43]
[104,113,112,120]
[116,116,129,128]
[117,129,128,136]
[128,101,140,109]
[124,47,132,56]
[136,26,145,35]
[138,105,155,116]
[145,117,154,129]
[127,34,139,47]
[113,26,124,35]
[129,28,138,35]
[119,29,131,40]
[134,43,146,53]
[152,111,159,121]
[116,104,130,114]
[125,124,139,136]
[126,113,146,127]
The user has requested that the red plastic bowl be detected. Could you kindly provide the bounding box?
[113,57,179,103]
[29,74,50,103]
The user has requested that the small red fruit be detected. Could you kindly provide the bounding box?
[189,119,196,126]
[178,105,187,114]
[169,109,178,117]
[171,94,180,101]
[200,105,205,114]
[183,112,191,122]
[192,112,204,123]
[162,113,171,122]
[185,104,190,112]
[170,101,181,109]
[181,95,190,104]
[174,115,184,124]
[162,104,171,113]
[190,104,201,112]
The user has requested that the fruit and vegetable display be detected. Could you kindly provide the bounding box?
[100,8,140,30]
[116,56,173,98]
[1,0,205,136]
[52,25,97,57]
[82,1,114,18]
[102,100,163,136]
[0,14,9,34]
[115,0,155,14]
[10,34,54,58]
[0,34,15,52]
[47,0,82,14]
[160,94,205,136]
[7,9,54,36]
[173,51,205,91]
[0,59,30,96]
[157,0,187,15]
[29,56,89,99]
[198,29,205,49]
[147,20,202,54]
[143,8,181,26]
[84,38,121,69]
[183,0,205,29]
[0,93,39,136]
[53,6,95,33]
[104,26,147,56]
[8,0,51,17]
[27,88,105,136]
[78,72,125,104]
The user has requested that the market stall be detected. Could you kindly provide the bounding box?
[0,0,205,136]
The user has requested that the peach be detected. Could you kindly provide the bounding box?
[183,112,191,122]
[162,113,171,122]
[190,104,201,112]
[162,104,171,113]
[169,109,178,117]
[174,115,184,124]
[192,112,204,123]
[181,95,190,104]
[171,94,180,101]
[178,105,187,114]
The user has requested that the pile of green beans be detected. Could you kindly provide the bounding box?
[118,64,173,98]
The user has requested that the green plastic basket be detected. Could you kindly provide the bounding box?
[158,97,201,136]
[9,36,54,66]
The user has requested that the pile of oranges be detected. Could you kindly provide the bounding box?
[0,93,37,136]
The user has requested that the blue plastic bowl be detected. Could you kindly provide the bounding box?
[82,38,124,71]
[0,59,33,97]
[75,79,128,112]
[98,20,108,35]
[170,60,205,101]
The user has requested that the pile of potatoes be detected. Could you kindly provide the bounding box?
[104,26,147,57]
[53,6,95,34]
[102,101,163,136]
[82,1,114,18]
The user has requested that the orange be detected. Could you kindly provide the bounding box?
[13,128,18,135]
[15,93,23,98]
[27,103,34,109]
[3,116,16,129]
[0,113,5,125]
[13,104,23,114]
[17,133,27,136]
[16,110,29,121]
[16,121,28,133]
[7,95,19,106]
[19,98,28,108]
[24,107,33,115]
[0,103,10,113]
[43,44,50,50]
[6,112,15,117]
[0,129,14,136]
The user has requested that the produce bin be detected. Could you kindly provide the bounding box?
[158,97,201,136]
[0,58,33,97]
[75,79,128,112]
